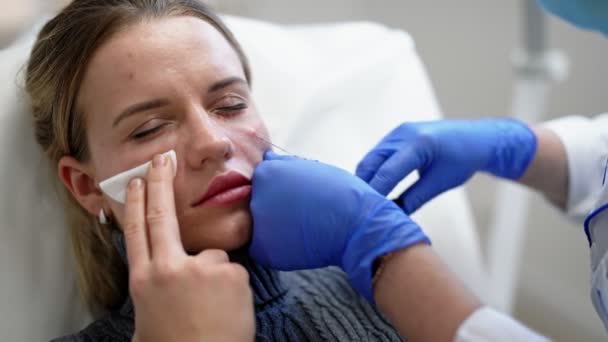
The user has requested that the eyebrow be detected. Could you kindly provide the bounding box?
[207,77,248,94]
[112,77,248,128]
[113,98,170,128]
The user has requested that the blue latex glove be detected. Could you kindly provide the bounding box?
[539,0,608,36]
[249,151,430,303]
[356,118,537,214]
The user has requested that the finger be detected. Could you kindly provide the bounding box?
[123,178,150,269]
[355,149,390,182]
[398,170,458,214]
[356,124,409,181]
[368,145,425,195]
[196,249,230,265]
[146,154,183,259]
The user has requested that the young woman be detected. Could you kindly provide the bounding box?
[26,1,402,340]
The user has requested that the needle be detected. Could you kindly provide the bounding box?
[251,132,298,157]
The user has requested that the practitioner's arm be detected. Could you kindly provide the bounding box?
[373,244,480,341]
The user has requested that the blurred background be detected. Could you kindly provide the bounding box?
[2,0,607,340]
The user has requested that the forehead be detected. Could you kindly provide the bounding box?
[78,16,245,110]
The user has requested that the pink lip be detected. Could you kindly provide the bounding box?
[192,171,251,208]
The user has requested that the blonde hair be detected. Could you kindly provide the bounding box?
[25,0,251,315]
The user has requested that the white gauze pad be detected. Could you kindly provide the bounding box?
[99,150,177,204]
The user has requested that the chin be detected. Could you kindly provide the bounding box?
[180,208,253,253]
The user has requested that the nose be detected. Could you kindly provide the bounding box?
[184,111,234,170]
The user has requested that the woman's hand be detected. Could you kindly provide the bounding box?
[124,154,254,342]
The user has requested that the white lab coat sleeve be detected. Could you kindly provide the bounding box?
[454,306,552,342]
[542,114,608,222]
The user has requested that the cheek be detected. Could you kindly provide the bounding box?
[226,121,271,176]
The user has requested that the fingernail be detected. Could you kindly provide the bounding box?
[130,178,143,189]
[153,154,166,168]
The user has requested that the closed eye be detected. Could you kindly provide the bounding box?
[131,123,170,140]
[214,103,248,117]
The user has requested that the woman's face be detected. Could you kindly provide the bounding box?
[75,17,269,253]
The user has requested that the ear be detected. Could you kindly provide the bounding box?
[58,156,105,217]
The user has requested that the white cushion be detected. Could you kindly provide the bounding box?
[0,15,486,341]
[0,24,91,341]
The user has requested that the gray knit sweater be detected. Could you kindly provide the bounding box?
[52,233,403,341]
